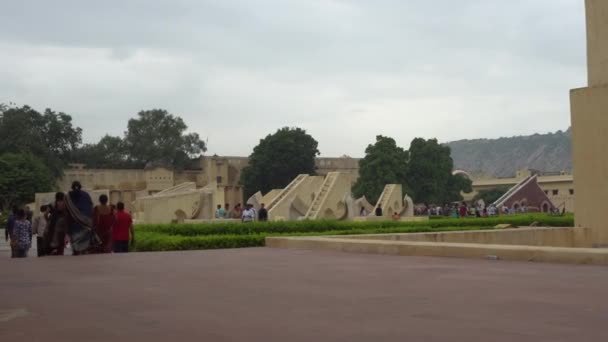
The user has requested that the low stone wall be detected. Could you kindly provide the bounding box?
[266,236,608,265]
[266,227,605,265]
[338,227,593,248]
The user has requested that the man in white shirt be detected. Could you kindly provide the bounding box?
[242,204,256,222]
[32,205,49,257]
[250,205,257,221]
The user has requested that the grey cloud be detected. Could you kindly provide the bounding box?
[0,0,587,157]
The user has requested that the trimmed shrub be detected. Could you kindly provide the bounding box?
[134,226,493,252]
[136,214,573,237]
[132,213,574,252]
[135,232,265,252]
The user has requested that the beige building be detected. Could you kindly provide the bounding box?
[60,154,576,213]
[465,169,574,212]
[57,155,362,210]
[316,156,360,181]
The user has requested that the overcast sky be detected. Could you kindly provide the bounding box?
[0,0,586,157]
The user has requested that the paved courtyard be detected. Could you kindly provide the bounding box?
[1,247,607,341]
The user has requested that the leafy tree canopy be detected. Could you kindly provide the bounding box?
[0,104,82,176]
[353,136,473,205]
[0,153,55,209]
[123,109,206,169]
[71,135,131,169]
[352,135,409,204]
[405,138,472,204]
[240,127,319,199]
[72,109,206,169]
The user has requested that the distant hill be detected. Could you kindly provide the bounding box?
[446,128,572,178]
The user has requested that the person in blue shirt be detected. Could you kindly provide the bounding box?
[215,204,225,219]
[11,209,32,258]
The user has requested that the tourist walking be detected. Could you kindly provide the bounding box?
[11,209,32,258]
[32,205,48,257]
[233,203,243,219]
[112,202,134,253]
[241,205,255,222]
[375,205,383,217]
[250,204,257,221]
[25,206,33,223]
[93,194,114,253]
[392,212,400,221]
[215,204,225,219]
[450,205,459,218]
[224,203,233,219]
[66,181,97,255]
[360,207,368,216]
[258,203,268,222]
[4,206,17,257]
[459,202,468,218]
[45,192,68,255]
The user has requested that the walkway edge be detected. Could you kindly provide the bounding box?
[265,235,608,265]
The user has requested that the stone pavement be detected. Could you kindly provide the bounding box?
[1,248,607,341]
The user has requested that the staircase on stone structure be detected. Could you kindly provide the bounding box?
[266,174,308,212]
[374,184,396,214]
[304,172,339,219]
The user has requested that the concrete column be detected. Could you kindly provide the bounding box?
[586,0,608,87]
[570,0,608,246]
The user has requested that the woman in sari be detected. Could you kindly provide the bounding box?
[65,181,99,255]
[93,194,114,253]
[44,192,69,256]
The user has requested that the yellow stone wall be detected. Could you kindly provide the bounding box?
[56,156,360,212]
[570,0,608,246]
[571,86,608,245]
[316,157,360,182]
[59,167,146,192]
[145,168,174,192]
[586,0,608,87]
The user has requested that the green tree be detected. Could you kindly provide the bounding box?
[240,127,320,199]
[71,135,132,169]
[405,138,472,204]
[472,187,509,205]
[446,173,473,203]
[0,105,82,176]
[352,136,409,204]
[0,153,55,209]
[123,109,206,168]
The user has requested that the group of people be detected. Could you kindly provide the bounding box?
[419,202,497,218]
[417,202,528,218]
[4,181,134,258]
[359,205,401,220]
[215,203,268,222]
[358,201,530,220]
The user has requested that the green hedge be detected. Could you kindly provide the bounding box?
[135,233,265,252]
[132,213,574,252]
[134,225,494,252]
[136,213,573,237]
